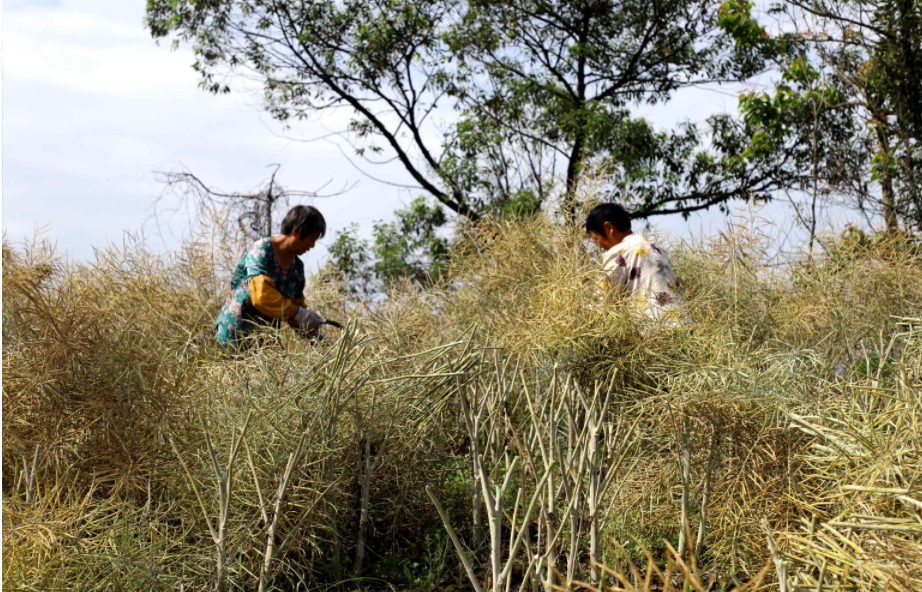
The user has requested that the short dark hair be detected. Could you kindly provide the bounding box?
[281,205,326,238]
[585,203,631,235]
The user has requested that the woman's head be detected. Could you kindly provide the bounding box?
[281,205,327,254]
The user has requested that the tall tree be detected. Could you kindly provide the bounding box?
[722,0,922,232]
[147,0,785,223]
[449,0,772,218]
[149,0,481,219]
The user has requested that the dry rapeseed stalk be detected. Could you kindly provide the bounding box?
[3,215,921,591]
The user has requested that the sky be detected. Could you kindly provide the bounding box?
[3,0,809,270]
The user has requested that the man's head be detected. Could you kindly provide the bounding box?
[585,203,632,250]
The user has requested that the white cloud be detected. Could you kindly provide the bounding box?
[3,5,197,96]
[2,0,418,265]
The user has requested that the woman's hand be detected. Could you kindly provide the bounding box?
[293,307,325,330]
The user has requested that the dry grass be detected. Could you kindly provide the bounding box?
[3,212,922,591]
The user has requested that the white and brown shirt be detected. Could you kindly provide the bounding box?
[596,233,683,320]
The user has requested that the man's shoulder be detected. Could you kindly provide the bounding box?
[623,233,654,253]
[601,244,627,270]
[629,234,671,256]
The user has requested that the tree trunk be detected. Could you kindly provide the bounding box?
[564,136,585,225]
[563,15,589,226]
[876,125,899,233]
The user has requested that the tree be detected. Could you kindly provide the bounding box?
[448,0,778,219]
[327,197,451,294]
[599,112,813,219]
[148,0,483,219]
[722,0,922,233]
[326,223,376,295]
[147,0,786,224]
[735,54,862,250]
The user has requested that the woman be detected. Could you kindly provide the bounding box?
[215,205,328,349]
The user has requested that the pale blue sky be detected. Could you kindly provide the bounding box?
[2,0,833,268]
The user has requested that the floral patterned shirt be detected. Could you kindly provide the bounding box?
[596,233,683,320]
[214,237,306,348]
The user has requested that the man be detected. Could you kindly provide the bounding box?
[586,203,683,321]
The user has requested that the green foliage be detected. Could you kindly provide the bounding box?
[599,107,825,218]
[373,197,450,285]
[328,192,543,295]
[722,0,922,230]
[399,532,451,590]
[717,0,790,58]
[449,0,780,217]
[497,189,543,219]
[735,52,857,175]
[327,197,450,293]
[717,0,768,49]
[327,223,375,295]
[146,0,784,222]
